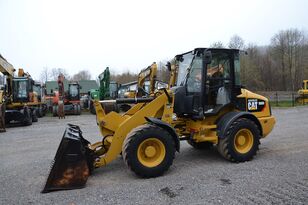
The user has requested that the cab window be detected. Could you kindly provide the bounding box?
[186,56,203,93]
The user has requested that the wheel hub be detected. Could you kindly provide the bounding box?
[145,146,156,158]
[137,138,166,168]
[234,129,254,154]
[237,135,246,146]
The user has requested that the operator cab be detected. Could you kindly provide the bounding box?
[173,48,242,118]
[68,83,80,101]
[33,83,42,101]
[12,77,33,103]
[109,81,119,99]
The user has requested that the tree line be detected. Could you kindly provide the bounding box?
[39,67,92,82]
[109,62,170,85]
[212,28,308,91]
[35,28,308,91]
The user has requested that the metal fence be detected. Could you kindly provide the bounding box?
[256,91,306,107]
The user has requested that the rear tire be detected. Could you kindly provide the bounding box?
[77,104,81,115]
[89,102,96,114]
[73,104,78,115]
[53,105,58,117]
[122,124,175,178]
[32,109,38,122]
[37,106,43,118]
[217,118,260,162]
[23,107,32,126]
[42,104,47,116]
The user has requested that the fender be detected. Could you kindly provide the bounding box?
[216,111,262,138]
[145,117,180,152]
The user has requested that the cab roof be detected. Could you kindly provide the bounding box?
[175,48,240,58]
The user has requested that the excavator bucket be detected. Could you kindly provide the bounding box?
[42,124,95,193]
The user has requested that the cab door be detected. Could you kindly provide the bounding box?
[184,55,204,115]
[204,51,233,111]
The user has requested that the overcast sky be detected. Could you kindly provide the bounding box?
[0,0,307,81]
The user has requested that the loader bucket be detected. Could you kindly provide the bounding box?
[42,124,95,193]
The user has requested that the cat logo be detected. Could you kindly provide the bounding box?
[248,99,258,111]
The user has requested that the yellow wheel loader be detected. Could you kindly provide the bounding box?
[42,48,276,193]
[296,80,308,104]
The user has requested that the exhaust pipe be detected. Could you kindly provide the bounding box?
[42,124,95,193]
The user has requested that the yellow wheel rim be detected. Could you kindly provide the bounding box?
[234,128,254,154]
[137,138,166,168]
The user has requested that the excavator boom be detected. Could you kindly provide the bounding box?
[0,54,15,77]
[137,62,157,96]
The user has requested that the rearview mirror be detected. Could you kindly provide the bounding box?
[175,55,184,62]
[166,62,171,71]
[203,51,212,64]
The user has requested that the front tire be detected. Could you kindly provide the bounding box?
[122,124,175,178]
[217,118,260,162]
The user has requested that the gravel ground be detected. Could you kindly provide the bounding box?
[1,107,308,205]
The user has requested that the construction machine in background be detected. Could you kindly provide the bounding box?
[33,82,48,116]
[0,55,13,131]
[116,62,160,112]
[0,91,5,131]
[296,80,308,104]
[124,62,158,98]
[89,67,119,114]
[0,55,41,126]
[42,48,276,193]
[17,69,46,118]
[52,74,82,116]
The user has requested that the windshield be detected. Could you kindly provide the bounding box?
[109,83,118,98]
[175,51,194,86]
[69,84,79,98]
[13,79,28,101]
[186,56,203,93]
[16,80,28,98]
[33,85,41,96]
[109,83,118,93]
[118,87,128,98]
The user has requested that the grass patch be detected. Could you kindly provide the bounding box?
[270,100,307,107]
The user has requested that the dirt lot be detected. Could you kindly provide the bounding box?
[1,107,308,205]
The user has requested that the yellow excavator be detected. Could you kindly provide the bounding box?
[0,54,15,131]
[124,62,158,98]
[42,48,276,193]
[296,80,308,104]
[0,55,42,127]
